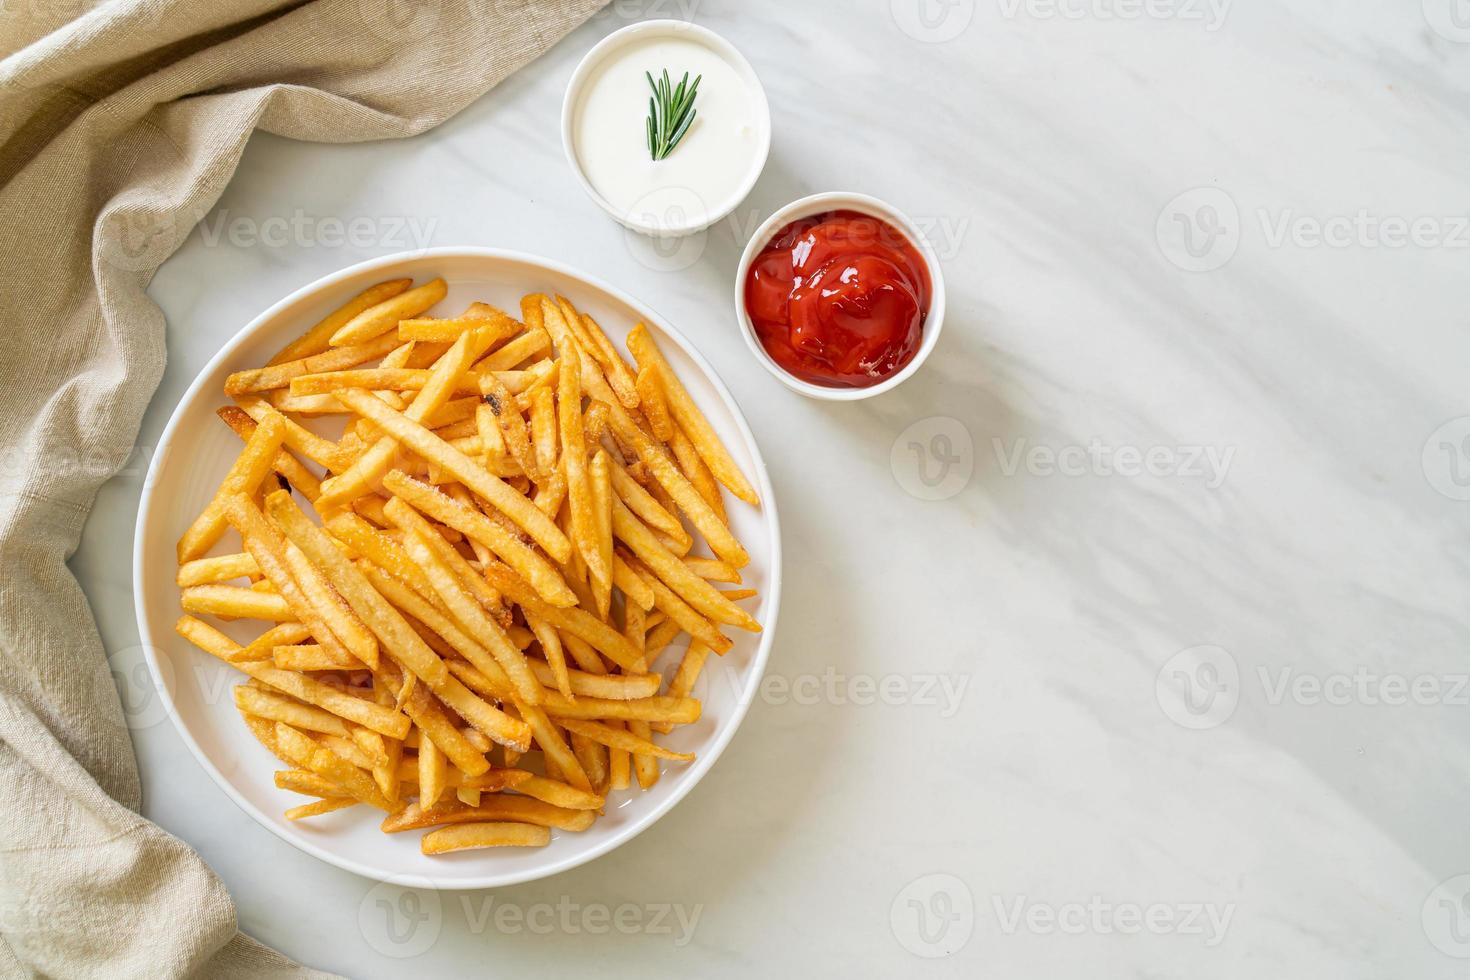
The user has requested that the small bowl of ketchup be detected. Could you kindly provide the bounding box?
[735,192,945,400]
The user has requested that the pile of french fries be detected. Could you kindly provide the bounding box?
[172,276,762,855]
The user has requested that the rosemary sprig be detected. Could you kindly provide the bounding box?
[645,69,701,161]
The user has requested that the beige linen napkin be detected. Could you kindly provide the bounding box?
[0,1,605,975]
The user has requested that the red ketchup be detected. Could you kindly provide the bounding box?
[744,209,931,388]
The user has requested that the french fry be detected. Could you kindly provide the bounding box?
[635,364,674,441]
[330,277,447,346]
[274,769,345,798]
[232,685,353,737]
[273,722,395,811]
[325,512,438,602]
[480,563,645,672]
[388,502,540,706]
[669,423,726,522]
[222,493,371,670]
[590,449,614,619]
[281,540,378,668]
[180,585,294,622]
[605,402,748,568]
[272,644,360,671]
[266,279,412,365]
[317,328,487,508]
[418,725,448,808]
[480,371,540,482]
[382,796,594,833]
[421,822,550,854]
[216,407,322,501]
[557,344,611,593]
[332,388,571,563]
[399,310,519,344]
[521,703,592,792]
[264,489,448,689]
[381,471,574,608]
[654,640,710,734]
[627,322,759,505]
[225,332,401,397]
[683,556,741,584]
[611,498,760,632]
[177,414,286,562]
[177,552,258,588]
[608,454,689,548]
[511,774,604,810]
[233,397,352,473]
[628,720,660,789]
[478,328,550,372]
[561,718,693,761]
[286,798,357,820]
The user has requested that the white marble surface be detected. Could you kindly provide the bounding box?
[73,1,1470,975]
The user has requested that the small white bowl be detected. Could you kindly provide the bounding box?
[733,192,947,401]
[561,20,770,238]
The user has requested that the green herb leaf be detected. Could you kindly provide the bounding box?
[646,68,703,161]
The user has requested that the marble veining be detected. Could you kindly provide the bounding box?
[73,1,1470,975]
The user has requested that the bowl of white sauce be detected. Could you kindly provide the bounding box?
[562,20,770,238]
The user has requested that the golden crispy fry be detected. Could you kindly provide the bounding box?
[590,449,614,618]
[481,371,540,482]
[604,402,748,568]
[683,556,741,584]
[611,498,759,632]
[480,564,645,672]
[180,584,293,622]
[226,332,402,397]
[286,798,357,820]
[330,277,447,346]
[332,388,571,562]
[325,512,438,602]
[628,720,660,789]
[216,406,322,501]
[558,344,611,594]
[382,795,594,834]
[274,722,395,811]
[561,718,693,761]
[176,552,258,588]
[421,822,550,854]
[627,322,759,505]
[418,725,448,809]
[233,397,353,473]
[387,499,540,706]
[177,413,286,562]
[669,423,726,522]
[511,774,604,810]
[478,328,550,372]
[267,279,412,365]
[265,490,448,688]
[635,364,674,441]
[281,540,378,667]
[271,643,359,671]
[608,453,690,548]
[399,310,518,343]
[233,685,349,736]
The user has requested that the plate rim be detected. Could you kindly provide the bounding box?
[133,246,782,889]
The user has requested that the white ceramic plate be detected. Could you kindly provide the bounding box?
[134,247,780,889]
